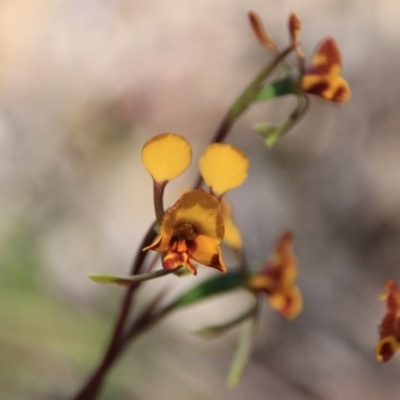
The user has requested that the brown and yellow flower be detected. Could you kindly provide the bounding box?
[143,189,225,275]
[248,11,351,103]
[141,133,249,275]
[247,232,302,319]
[301,37,351,103]
[375,280,400,362]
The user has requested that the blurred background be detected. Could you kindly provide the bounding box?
[1,0,400,399]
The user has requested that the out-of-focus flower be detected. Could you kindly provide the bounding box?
[141,133,249,275]
[301,37,351,103]
[248,11,351,103]
[247,232,302,319]
[375,280,400,362]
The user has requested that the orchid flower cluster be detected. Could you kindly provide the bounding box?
[70,10,358,400]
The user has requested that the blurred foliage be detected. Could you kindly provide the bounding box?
[0,223,137,399]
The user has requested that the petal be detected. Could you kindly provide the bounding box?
[161,189,224,241]
[307,37,342,76]
[302,74,351,102]
[247,274,275,292]
[268,285,303,319]
[376,279,400,362]
[302,38,350,102]
[264,231,297,286]
[142,133,192,182]
[188,234,226,273]
[220,199,243,252]
[199,143,249,197]
[383,280,400,317]
[376,336,400,363]
[162,250,197,275]
[142,229,173,253]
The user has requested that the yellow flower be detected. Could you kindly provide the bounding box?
[141,133,249,275]
[375,280,400,362]
[301,37,351,103]
[143,190,225,275]
[247,232,302,319]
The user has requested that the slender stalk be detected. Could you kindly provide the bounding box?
[153,180,167,225]
[71,225,157,400]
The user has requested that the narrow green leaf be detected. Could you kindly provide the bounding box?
[194,302,256,338]
[227,317,257,388]
[169,272,245,310]
[227,46,294,121]
[254,77,295,101]
[254,92,310,148]
[88,268,180,286]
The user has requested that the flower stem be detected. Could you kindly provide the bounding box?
[71,224,157,400]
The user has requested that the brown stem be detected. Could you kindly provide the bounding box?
[153,180,167,225]
[71,224,157,400]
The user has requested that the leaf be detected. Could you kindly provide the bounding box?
[253,123,284,148]
[254,77,296,101]
[227,317,257,388]
[88,268,180,286]
[194,302,257,338]
[254,93,310,148]
[168,272,245,310]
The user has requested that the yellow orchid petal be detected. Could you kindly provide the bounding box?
[189,234,226,273]
[199,143,249,197]
[142,232,171,253]
[220,199,243,252]
[160,190,224,241]
[141,133,192,182]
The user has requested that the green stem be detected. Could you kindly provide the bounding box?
[89,267,183,286]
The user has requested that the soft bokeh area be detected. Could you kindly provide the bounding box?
[2,1,400,399]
